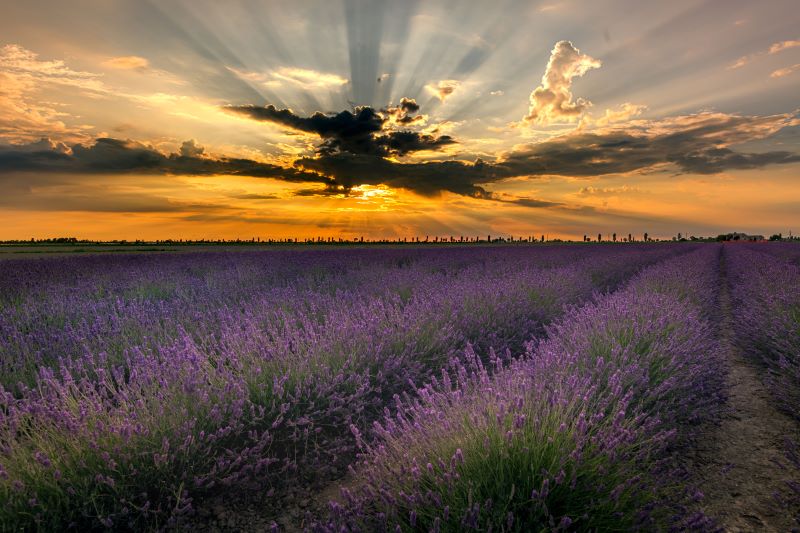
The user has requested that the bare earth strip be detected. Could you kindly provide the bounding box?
[685,250,800,531]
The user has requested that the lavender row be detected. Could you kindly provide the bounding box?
[0,245,671,389]
[316,245,724,531]
[726,244,800,420]
[741,241,800,267]
[0,245,688,529]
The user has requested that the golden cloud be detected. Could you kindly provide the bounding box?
[524,40,600,126]
[425,80,461,102]
[103,55,150,70]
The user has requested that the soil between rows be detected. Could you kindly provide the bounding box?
[684,249,800,531]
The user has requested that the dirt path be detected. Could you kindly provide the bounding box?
[684,248,800,531]
[185,478,344,532]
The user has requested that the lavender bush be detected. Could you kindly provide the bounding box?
[726,244,800,420]
[316,246,724,531]
[0,245,686,529]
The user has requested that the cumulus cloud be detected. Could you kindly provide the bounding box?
[179,139,205,157]
[425,79,460,102]
[103,56,150,70]
[398,97,420,113]
[383,97,426,125]
[524,40,601,125]
[224,103,453,157]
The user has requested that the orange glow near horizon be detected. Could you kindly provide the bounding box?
[2,165,799,242]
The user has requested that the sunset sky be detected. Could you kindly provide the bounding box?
[1,0,799,240]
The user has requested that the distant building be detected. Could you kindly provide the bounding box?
[719,232,765,242]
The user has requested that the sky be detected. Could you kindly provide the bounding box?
[0,0,799,241]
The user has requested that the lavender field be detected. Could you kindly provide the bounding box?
[1,243,799,531]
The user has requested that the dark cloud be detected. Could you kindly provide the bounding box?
[229,193,280,200]
[384,97,425,125]
[2,112,797,203]
[375,131,454,156]
[283,112,799,198]
[225,104,384,140]
[398,97,419,113]
[498,113,800,177]
[498,132,660,177]
[223,102,451,157]
[221,102,800,199]
[291,185,348,197]
[504,197,565,208]
[670,147,800,174]
[179,139,205,157]
[0,145,73,171]
[295,153,497,197]
[0,138,332,184]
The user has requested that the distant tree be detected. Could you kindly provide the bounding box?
[769,233,783,241]
[583,234,587,242]
[612,232,617,242]
[644,232,649,242]
[628,233,632,242]
[598,233,602,242]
